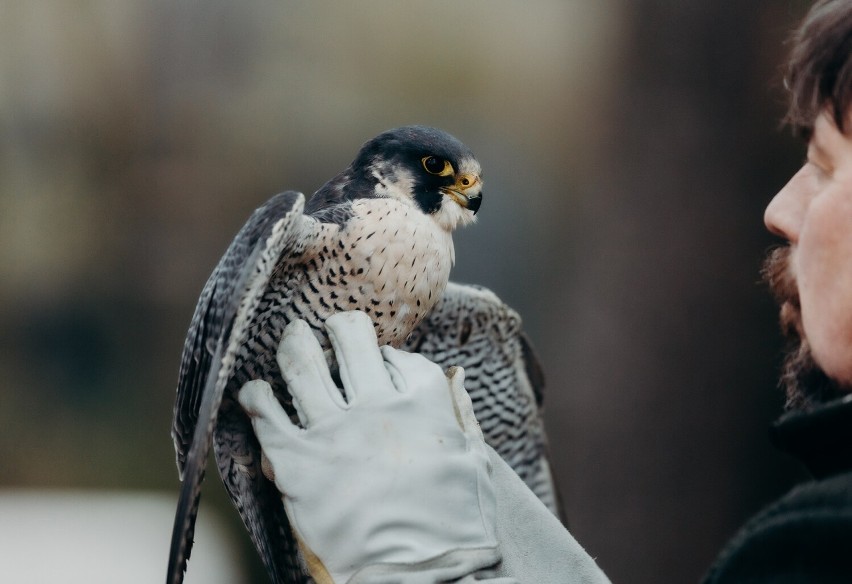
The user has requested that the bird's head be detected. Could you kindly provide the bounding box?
[350,126,483,231]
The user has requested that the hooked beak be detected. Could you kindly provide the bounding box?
[442,173,483,214]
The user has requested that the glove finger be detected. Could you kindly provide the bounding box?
[239,381,308,496]
[380,346,446,395]
[238,379,301,443]
[277,319,346,426]
[381,350,408,394]
[325,311,395,404]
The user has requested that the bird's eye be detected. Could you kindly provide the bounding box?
[422,156,452,176]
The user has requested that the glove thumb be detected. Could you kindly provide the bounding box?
[445,366,484,441]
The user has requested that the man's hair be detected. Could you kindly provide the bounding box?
[785,0,852,136]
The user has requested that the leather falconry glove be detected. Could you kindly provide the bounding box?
[238,311,504,584]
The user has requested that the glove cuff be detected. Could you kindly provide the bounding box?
[347,546,504,584]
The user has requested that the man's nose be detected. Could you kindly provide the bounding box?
[764,164,811,243]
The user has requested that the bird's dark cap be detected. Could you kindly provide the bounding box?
[354,125,476,167]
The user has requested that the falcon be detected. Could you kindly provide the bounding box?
[167,126,558,584]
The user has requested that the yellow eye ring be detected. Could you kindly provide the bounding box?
[422,156,453,176]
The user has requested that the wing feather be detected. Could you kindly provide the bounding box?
[404,282,563,519]
[167,191,307,584]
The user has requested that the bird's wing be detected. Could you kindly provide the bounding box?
[403,282,563,518]
[306,199,356,226]
[168,191,307,584]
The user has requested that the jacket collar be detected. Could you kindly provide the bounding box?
[771,393,852,479]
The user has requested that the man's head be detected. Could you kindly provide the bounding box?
[763,0,852,409]
[783,0,852,137]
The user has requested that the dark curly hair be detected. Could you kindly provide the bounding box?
[785,0,852,136]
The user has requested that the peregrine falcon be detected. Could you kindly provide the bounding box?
[168,126,558,584]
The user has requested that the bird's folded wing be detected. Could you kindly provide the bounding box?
[168,190,308,584]
[403,283,563,519]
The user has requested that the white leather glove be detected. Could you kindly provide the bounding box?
[238,311,501,584]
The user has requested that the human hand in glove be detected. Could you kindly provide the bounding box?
[238,311,501,584]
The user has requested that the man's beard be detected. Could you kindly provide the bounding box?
[762,246,845,411]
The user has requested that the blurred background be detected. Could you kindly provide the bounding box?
[0,1,815,582]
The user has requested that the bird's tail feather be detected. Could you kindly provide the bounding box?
[166,337,224,584]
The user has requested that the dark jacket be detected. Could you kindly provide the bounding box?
[702,395,852,583]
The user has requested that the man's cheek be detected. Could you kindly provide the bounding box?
[801,284,852,385]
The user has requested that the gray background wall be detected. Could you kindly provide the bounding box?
[0,2,812,582]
